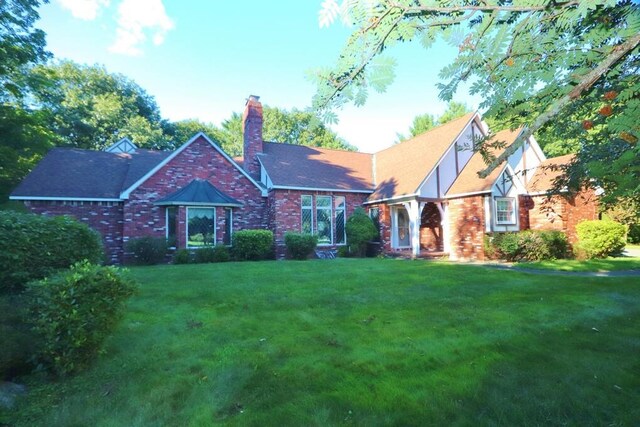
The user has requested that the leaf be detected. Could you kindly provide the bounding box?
[319,0,341,28]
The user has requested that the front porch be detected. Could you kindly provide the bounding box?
[389,200,450,258]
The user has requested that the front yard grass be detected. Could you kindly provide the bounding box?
[515,257,640,272]
[8,259,640,426]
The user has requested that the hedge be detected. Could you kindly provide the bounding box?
[575,220,626,259]
[345,207,378,257]
[0,211,104,292]
[488,230,568,261]
[232,230,274,261]
[284,232,318,260]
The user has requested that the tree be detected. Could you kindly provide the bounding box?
[438,101,470,125]
[27,61,172,150]
[0,0,49,102]
[0,0,52,201]
[164,119,222,146]
[313,1,640,205]
[215,106,356,156]
[399,101,470,141]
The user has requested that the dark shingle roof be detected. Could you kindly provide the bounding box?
[11,148,171,199]
[259,143,374,192]
[155,179,242,206]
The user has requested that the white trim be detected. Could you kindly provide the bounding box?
[444,190,492,199]
[9,196,122,202]
[165,206,177,249]
[316,195,333,246]
[270,184,374,194]
[363,193,420,205]
[414,112,484,196]
[186,206,217,248]
[120,132,266,199]
[301,194,314,234]
[494,197,517,225]
[105,137,137,153]
[335,195,346,245]
[256,156,274,189]
[155,201,242,207]
[484,195,492,232]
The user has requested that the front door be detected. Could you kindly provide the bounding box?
[396,207,410,247]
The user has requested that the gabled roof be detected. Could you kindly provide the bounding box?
[526,154,574,194]
[10,148,171,200]
[259,142,374,192]
[155,179,242,207]
[369,112,477,201]
[446,128,522,197]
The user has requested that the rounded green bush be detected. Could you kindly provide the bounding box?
[25,261,136,376]
[575,220,627,259]
[0,212,104,292]
[285,232,318,260]
[232,230,274,261]
[194,245,230,263]
[173,249,192,264]
[345,207,377,257]
[488,230,568,261]
[125,236,168,265]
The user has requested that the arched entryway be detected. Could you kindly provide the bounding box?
[420,202,443,251]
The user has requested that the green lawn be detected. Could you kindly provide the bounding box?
[8,259,640,426]
[515,257,640,272]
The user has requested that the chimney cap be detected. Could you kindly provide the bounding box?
[246,94,260,104]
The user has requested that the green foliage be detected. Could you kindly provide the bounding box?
[0,211,104,292]
[215,106,356,156]
[575,220,627,259]
[173,249,192,264]
[27,60,172,150]
[164,118,224,147]
[125,237,168,265]
[313,0,640,205]
[231,230,274,261]
[284,232,318,260]
[604,198,640,243]
[399,101,471,141]
[489,230,568,262]
[193,245,230,264]
[0,293,40,379]
[345,207,377,257]
[438,101,471,125]
[26,261,136,376]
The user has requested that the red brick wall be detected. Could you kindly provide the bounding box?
[448,195,485,260]
[124,136,267,254]
[519,189,598,244]
[420,202,443,251]
[24,200,124,264]
[268,189,369,258]
[366,203,391,252]
[242,97,263,180]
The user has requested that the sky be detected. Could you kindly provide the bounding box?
[37,0,482,153]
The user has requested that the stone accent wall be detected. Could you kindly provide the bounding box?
[24,200,124,264]
[124,135,267,256]
[447,195,486,260]
[268,189,369,258]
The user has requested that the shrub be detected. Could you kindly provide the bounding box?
[345,207,378,257]
[575,220,627,259]
[0,212,104,292]
[194,245,230,263]
[489,230,569,262]
[173,249,192,264]
[232,230,274,261]
[0,294,40,379]
[26,261,136,376]
[284,233,318,260]
[125,236,168,265]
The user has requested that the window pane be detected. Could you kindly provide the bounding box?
[334,196,345,209]
[317,208,331,244]
[335,210,345,244]
[188,208,215,247]
[316,196,331,208]
[496,198,514,224]
[166,207,177,246]
[301,195,313,234]
[301,195,312,207]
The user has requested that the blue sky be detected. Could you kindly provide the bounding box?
[37,0,480,152]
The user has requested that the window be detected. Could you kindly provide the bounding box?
[495,197,516,225]
[166,207,177,247]
[187,207,215,247]
[223,208,233,246]
[316,196,332,245]
[301,195,313,234]
[334,196,345,245]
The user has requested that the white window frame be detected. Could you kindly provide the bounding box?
[316,195,333,246]
[186,206,216,248]
[393,206,411,249]
[165,206,178,248]
[334,196,346,246]
[301,195,314,234]
[494,197,516,225]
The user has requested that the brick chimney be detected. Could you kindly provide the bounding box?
[242,95,263,179]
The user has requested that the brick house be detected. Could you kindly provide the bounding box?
[11,96,597,263]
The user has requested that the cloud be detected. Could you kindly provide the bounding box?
[108,0,174,56]
[57,0,110,20]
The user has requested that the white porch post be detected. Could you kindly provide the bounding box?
[403,200,424,257]
[437,202,451,255]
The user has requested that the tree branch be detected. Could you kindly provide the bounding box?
[391,1,580,14]
[478,31,640,178]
